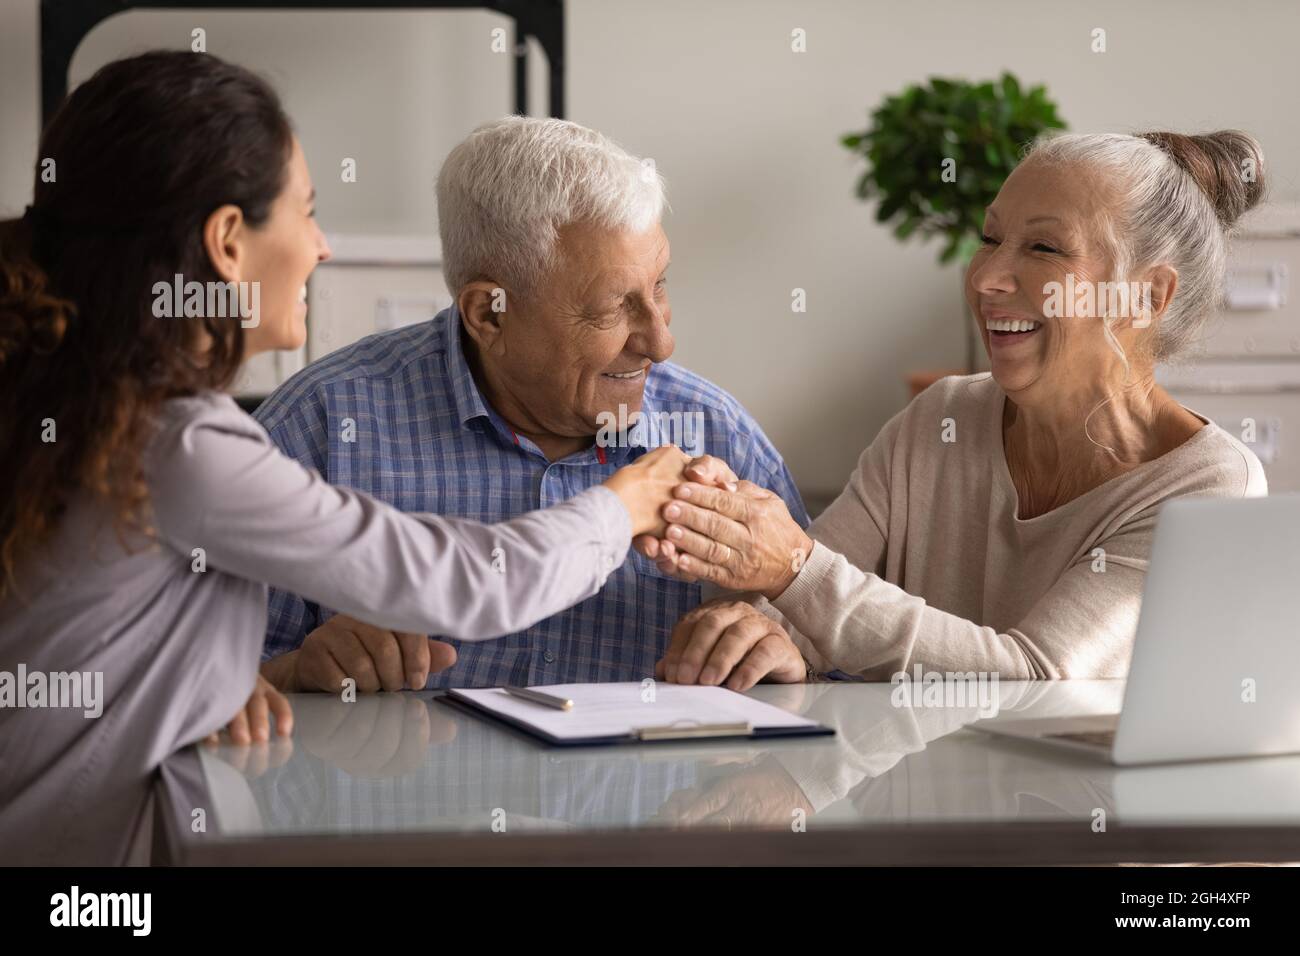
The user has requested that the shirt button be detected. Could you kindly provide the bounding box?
[543,650,555,663]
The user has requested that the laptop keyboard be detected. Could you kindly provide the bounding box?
[1044,729,1116,748]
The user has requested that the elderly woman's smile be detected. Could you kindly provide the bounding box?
[984,309,1044,346]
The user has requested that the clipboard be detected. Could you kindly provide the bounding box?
[442,683,835,747]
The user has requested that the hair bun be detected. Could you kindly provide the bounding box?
[1140,130,1266,228]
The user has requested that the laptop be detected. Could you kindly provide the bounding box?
[974,493,1300,765]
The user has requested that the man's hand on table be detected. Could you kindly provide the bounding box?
[261,613,459,694]
[656,599,806,691]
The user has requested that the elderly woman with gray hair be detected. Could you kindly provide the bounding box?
[637,129,1268,688]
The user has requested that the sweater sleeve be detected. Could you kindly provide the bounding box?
[147,396,632,640]
[771,510,1157,680]
[732,378,1261,681]
[804,409,901,577]
[743,405,903,673]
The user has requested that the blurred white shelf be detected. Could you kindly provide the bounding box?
[234,233,450,400]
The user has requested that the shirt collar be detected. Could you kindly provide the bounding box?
[444,303,494,429]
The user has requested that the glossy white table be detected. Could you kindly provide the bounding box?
[155,680,1300,864]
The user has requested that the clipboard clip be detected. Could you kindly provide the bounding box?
[633,719,753,741]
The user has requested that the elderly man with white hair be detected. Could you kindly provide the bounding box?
[255,117,808,692]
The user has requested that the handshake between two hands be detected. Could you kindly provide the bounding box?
[212,444,814,745]
[608,444,814,690]
[602,443,815,602]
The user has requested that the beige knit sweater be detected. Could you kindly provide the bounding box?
[764,373,1267,680]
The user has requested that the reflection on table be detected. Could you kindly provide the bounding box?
[197,680,1300,840]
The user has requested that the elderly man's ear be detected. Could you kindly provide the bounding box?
[458,281,512,356]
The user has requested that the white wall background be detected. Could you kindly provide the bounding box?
[3,0,1298,496]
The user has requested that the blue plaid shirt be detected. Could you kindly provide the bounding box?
[254,306,808,687]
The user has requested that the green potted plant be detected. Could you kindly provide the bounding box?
[842,73,1066,379]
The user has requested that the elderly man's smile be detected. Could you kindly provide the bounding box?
[601,365,650,384]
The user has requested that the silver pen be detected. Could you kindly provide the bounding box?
[502,685,575,711]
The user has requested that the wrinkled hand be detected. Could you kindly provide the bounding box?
[636,479,814,599]
[206,674,293,746]
[657,599,805,691]
[265,613,458,694]
[606,448,739,537]
[630,454,737,564]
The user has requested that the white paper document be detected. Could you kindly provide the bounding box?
[449,682,820,742]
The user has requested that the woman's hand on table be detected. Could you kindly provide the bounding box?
[206,674,293,746]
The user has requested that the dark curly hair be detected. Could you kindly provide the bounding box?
[0,50,294,598]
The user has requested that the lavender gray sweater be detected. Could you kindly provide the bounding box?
[0,392,631,864]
